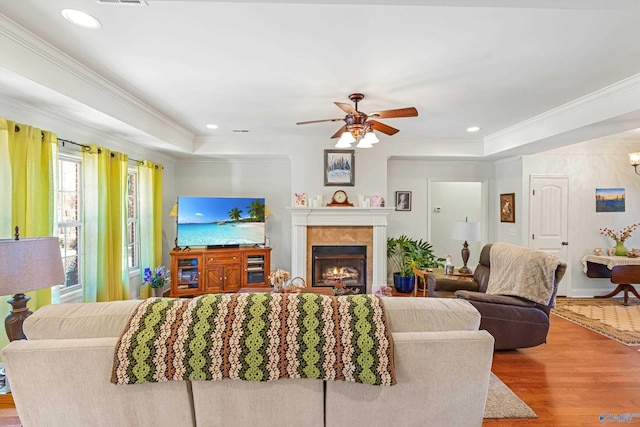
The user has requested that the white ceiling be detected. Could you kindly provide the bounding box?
[1,0,639,159]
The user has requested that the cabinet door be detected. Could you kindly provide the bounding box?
[242,249,271,287]
[223,265,242,292]
[204,266,225,293]
[172,255,202,297]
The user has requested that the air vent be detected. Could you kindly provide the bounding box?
[96,0,148,5]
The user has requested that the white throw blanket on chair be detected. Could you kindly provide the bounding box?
[486,243,566,306]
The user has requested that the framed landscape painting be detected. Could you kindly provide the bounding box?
[324,149,355,186]
[596,188,625,212]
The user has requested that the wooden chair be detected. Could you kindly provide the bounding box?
[597,265,640,305]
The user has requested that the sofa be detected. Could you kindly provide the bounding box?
[2,296,494,427]
[455,243,566,350]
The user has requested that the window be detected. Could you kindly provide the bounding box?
[127,169,139,271]
[57,156,82,294]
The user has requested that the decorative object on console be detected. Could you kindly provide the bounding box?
[499,193,515,222]
[0,227,65,341]
[595,188,625,213]
[395,191,411,211]
[327,190,354,207]
[600,223,639,256]
[296,93,418,149]
[371,195,383,208]
[294,193,307,207]
[142,265,169,297]
[451,218,481,275]
[629,152,640,175]
[268,268,290,292]
[324,149,355,186]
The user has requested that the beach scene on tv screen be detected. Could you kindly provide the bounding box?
[177,197,265,246]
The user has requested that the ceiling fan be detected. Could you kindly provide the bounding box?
[296,93,418,145]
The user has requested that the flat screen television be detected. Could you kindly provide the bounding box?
[176,196,266,248]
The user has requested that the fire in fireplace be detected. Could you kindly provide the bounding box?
[312,245,366,294]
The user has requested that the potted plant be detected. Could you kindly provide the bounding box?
[387,235,444,293]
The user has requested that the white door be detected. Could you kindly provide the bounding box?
[530,176,570,296]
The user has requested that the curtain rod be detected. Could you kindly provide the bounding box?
[13,124,155,168]
[57,137,143,164]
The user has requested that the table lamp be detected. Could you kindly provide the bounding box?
[0,227,65,341]
[451,218,481,275]
[169,202,179,250]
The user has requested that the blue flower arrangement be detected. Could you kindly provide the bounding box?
[142,265,168,289]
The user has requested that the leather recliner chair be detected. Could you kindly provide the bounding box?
[454,244,564,350]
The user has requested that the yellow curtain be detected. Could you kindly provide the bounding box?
[82,145,130,302]
[0,118,58,351]
[138,160,163,299]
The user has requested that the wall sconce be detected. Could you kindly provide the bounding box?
[630,152,640,175]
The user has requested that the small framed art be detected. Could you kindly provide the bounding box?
[396,191,411,211]
[500,193,515,223]
[324,149,355,186]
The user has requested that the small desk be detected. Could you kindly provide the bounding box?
[581,255,640,278]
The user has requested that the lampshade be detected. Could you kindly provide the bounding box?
[265,205,272,217]
[0,237,65,296]
[451,221,481,242]
[630,152,640,166]
[363,131,379,144]
[169,203,178,217]
[335,138,352,148]
[338,131,355,144]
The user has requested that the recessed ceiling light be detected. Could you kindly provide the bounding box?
[206,124,219,129]
[467,126,480,133]
[61,9,101,29]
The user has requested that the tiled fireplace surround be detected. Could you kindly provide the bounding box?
[289,208,393,294]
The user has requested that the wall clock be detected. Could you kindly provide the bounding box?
[327,190,354,207]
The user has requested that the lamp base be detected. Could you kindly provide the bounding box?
[5,293,33,341]
[459,240,472,275]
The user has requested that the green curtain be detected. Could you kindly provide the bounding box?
[138,160,163,299]
[82,145,130,302]
[0,118,58,351]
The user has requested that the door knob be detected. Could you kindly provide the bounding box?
[561,241,569,246]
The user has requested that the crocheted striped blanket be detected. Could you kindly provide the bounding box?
[112,293,396,386]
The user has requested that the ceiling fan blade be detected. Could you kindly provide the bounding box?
[330,125,346,139]
[369,107,418,119]
[296,118,344,125]
[369,120,400,135]
[334,102,358,114]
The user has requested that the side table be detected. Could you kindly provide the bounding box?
[421,268,476,298]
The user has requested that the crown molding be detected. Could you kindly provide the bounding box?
[483,73,640,156]
[0,15,195,151]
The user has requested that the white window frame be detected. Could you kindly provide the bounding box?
[57,154,82,298]
[127,167,140,275]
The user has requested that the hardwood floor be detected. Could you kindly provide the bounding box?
[484,313,640,426]
[1,312,638,426]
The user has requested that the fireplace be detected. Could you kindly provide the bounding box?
[312,245,366,294]
[289,207,392,294]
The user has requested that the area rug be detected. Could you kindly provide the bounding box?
[551,298,640,346]
[484,373,537,419]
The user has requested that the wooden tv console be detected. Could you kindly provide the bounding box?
[169,247,271,297]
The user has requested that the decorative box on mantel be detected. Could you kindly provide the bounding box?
[288,207,394,294]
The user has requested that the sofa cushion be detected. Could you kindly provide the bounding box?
[24,300,142,340]
[382,297,480,332]
[454,290,537,307]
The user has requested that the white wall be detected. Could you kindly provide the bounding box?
[430,181,483,267]
[523,138,640,297]
[173,157,291,272]
[494,157,525,245]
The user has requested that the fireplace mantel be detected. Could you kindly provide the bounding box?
[289,207,393,293]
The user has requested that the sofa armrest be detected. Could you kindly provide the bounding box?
[1,338,194,427]
[454,290,536,307]
[326,330,494,427]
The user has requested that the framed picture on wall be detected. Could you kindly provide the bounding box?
[324,149,355,186]
[500,193,515,223]
[396,191,412,211]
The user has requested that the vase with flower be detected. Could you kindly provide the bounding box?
[143,265,169,297]
[600,224,640,256]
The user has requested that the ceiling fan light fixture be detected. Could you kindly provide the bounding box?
[61,9,101,29]
[363,131,379,144]
[335,139,352,148]
[338,131,356,144]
